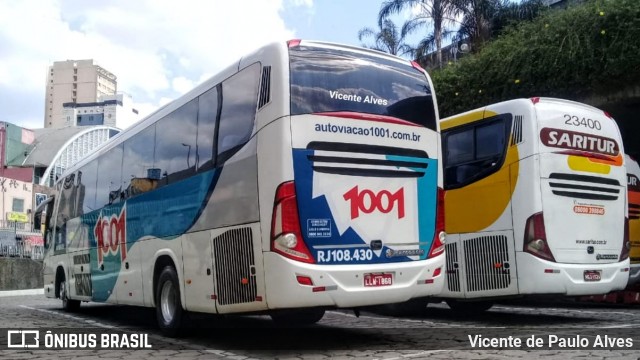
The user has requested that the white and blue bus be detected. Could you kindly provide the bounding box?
[39,40,445,334]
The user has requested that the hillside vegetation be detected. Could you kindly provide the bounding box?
[431,0,640,117]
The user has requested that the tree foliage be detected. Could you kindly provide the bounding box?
[378,0,458,68]
[358,19,414,56]
[431,0,640,118]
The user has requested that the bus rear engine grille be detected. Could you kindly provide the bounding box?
[463,235,511,292]
[548,173,620,201]
[445,242,461,292]
[306,142,430,178]
[213,227,258,305]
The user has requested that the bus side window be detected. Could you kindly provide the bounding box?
[216,63,260,164]
[196,86,219,172]
[53,175,74,254]
[444,116,511,189]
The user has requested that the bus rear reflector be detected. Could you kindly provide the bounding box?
[621,217,630,261]
[271,181,315,263]
[433,267,442,277]
[296,275,314,286]
[428,188,446,258]
[523,212,556,262]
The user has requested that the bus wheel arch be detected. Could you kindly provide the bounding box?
[55,266,65,299]
[55,266,80,312]
[153,255,185,336]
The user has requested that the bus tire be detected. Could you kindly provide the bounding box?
[60,279,80,312]
[155,266,184,336]
[270,308,325,325]
[445,299,493,313]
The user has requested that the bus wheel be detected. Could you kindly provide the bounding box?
[155,266,184,336]
[445,299,493,313]
[270,308,325,325]
[59,280,80,312]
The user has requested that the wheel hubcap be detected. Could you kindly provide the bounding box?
[60,281,66,303]
[160,281,176,323]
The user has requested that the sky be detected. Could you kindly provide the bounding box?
[0,0,412,130]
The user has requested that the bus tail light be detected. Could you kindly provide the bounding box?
[287,39,301,48]
[410,60,425,72]
[620,217,630,261]
[271,181,315,263]
[428,187,446,258]
[523,212,556,262]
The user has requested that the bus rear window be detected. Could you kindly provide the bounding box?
[289,46,437,130]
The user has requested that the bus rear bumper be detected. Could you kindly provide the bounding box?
[263,252,445,309]
[516,252,630,296]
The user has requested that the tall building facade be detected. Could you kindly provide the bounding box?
[44,59,117,128]
[62,93,139,129]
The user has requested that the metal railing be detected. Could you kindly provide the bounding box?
[0,243,44,260]
[0,220,35,231]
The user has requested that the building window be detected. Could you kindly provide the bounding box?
[12,198,24,213]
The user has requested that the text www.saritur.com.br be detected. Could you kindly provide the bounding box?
[314,123,421,142]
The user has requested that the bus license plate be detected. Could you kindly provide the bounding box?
[584,270,601,282]
[364,273,393,287]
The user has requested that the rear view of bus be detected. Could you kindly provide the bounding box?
[262,40,445,313]
[441,98,628,310]
[521,98,629,295]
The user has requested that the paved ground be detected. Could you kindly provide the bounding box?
[0,294,639,359]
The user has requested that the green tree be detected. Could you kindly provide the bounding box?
[378,0,458,68]
[358,19,414,56]
[453,0,545,52]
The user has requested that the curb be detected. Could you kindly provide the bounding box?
[0,288,44,297]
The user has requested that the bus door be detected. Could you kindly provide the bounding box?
[53,172,93,302]
[66,217,92,302]
[536,100,626,269]
[442,112,520,298]
[39,196,57,297]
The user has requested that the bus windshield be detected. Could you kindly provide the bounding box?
[289,46,437,130]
